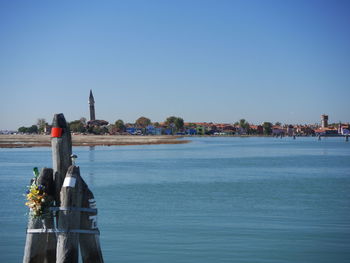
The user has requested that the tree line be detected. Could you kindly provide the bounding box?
[233,119,273,135]
[18,119,47,134]
[17,117,275,135]
[17,116,185,135]
[108,116,185,135]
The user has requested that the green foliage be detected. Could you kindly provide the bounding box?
[88,125,108,135]
[114,119,126,132]
[18,125,38,134]
[262,122,273,135]
[174,117,184,130]
[153,122,160,128]
[165,116,177,125]
[30,125,38,133]
[235,119,251,134]
[69,119,86,133]
[37,118,47,133]
[240,119,250,130]
[165,116,184,132]
[18,127,27,133]
[80,117,87,125]
[135,116,151,128]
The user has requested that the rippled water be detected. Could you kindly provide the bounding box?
[0,137,349,262]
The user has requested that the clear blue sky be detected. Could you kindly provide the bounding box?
[1,0,349,129]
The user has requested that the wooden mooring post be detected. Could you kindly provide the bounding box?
[79,178,104,262]
[23,168,57,263]
[51,113,72,207]
[23,113,103,263]
[56,166,104,263]
[56,166,83,263]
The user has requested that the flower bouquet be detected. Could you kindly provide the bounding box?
[25,167,54,219]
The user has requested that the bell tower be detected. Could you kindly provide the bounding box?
[89,90,96,121]
[321,114,328,128]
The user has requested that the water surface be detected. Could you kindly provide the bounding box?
[0,137,349,262]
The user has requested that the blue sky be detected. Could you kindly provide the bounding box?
[1,0,349,129]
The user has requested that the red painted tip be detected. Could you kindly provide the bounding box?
[51,127,63,138]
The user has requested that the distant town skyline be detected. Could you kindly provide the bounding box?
[1,0,349,130]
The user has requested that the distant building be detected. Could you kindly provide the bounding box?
[89,90,96,121]
[339,124,350,135]
[44,124,52,135]
[196,126,206,135]
[321,114,328,128]
[250,125,263,135]
[286,125,294,136]
[315,127,338,136]
[272,126,285,136]
[296,126,314,136]
[87,120,109,126]
[186,128,197,135]
[87,91,109,133]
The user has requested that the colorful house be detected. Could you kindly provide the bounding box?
[186,128,197,135]
[272,126,285,136]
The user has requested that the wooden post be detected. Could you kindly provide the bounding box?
[56,166,83,263]
[79,178,104,263]
[24,113,103,262]
[51,113,72,207]
[23,168,56,263]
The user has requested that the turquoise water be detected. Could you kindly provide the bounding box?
[0,137,350,262]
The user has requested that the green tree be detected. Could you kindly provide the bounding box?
[239,119,250,129]
[165,116,184,134]
[174,117,184,131]
[80,117,87,125]
[37,118,47,134]
[114,119,126,132]
[69,120,86,133]
[30,125,38,134]
[165,116,177,126]
[262,122,273,135]
[135,116,151,128]
[18,126,28,133]
[153,122,160,128]
[89,126,108,135]
[19,125,38,134]
[275,122,281,126]
[237,119,250,134]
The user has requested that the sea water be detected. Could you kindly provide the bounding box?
[0,137,349,262]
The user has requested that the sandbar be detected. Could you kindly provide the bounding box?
[0,134,190,148]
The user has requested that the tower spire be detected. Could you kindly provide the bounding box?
[89,90,96,121]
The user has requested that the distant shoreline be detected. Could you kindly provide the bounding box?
[0,134,190,148]
[1,134,345,148]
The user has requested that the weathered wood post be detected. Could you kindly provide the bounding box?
[51,113,72,207]
[56,166,83,263]
[23,168,56,263]
[24,113,103,262]
[79,178,104,263]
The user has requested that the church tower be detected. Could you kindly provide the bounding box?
[89,90,96,121]
[321,114,328,128]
